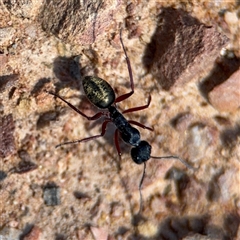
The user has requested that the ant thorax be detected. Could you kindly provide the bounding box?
[108,106,141,147]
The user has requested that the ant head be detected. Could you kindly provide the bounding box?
[131,141,151,164]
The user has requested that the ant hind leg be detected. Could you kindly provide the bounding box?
[56,119,111,148]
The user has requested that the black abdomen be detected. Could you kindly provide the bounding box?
[83,76,115,109]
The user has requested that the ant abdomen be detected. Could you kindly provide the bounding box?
[82,76,115,109]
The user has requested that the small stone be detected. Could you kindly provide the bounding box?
[224,11,239,26]
[43,182,61,206]
[0,114,16,158]
[186,123,218,161]
[9,150,38,174]
[0,227,21,240]
[170,112,193,131]
[0,54,8,69]
[0,27,16,46]
[0,74,18,93]
[0,171,7,181]
[209,69,240,112]
[90,227,109,240]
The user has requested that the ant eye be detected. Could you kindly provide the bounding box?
[131,141,151,164]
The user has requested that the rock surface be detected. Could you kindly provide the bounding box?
[209,69,240,112]
[0,1,239,239]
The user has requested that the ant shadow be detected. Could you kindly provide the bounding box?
[33,56,82,129]
[52,55,82,93]
[32,55,83,97]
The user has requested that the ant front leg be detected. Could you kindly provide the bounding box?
[113,129,123,171]
[122,95,152,114]
[115,30,135,103]
[46,91,107,120]
[123,95,153,131]
[128,120,153,131]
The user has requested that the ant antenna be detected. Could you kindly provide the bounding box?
[137,155,196,214]
[150,155,195,170]
[138,162,146,214]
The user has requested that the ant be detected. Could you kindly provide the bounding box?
[47,30,194,213]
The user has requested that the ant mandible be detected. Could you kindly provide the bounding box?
[47,29,194,212]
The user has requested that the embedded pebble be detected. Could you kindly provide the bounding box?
[209,69,240,112]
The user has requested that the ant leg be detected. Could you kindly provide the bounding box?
[114,129,122,171]
[122,95,151,114]
[56,119,111,148]
[46,91,106,120]
[115,29,134,103]
[122,95,153,131]
[114,129,121,157]
[138,162,146,214]
[128,120,153,131]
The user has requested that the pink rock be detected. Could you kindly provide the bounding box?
[143,8,229,90]
[209,69,240,112]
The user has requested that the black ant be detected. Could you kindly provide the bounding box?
[47,30,194,212]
